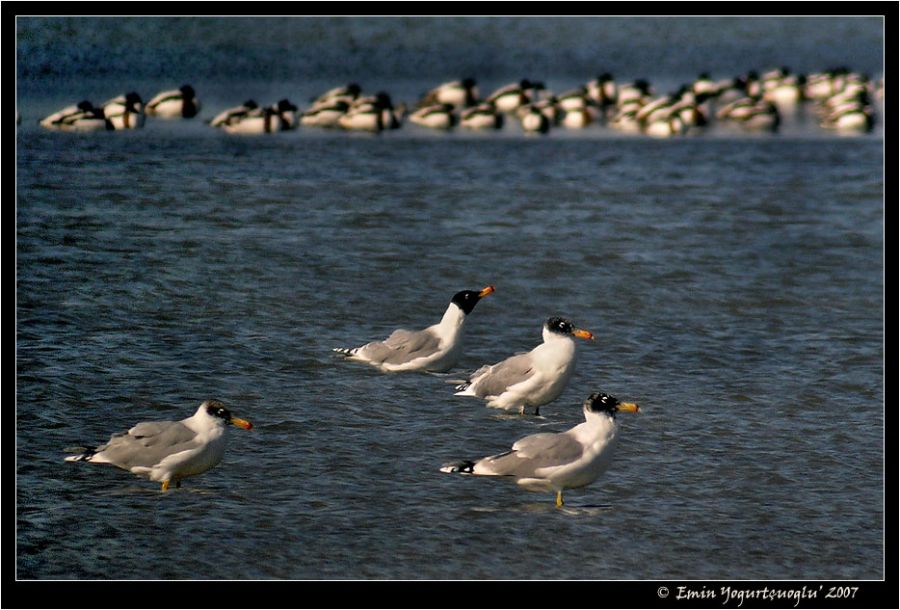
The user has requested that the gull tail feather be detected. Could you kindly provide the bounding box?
[64,446,97,462]
[332,347,358,357]
[454,382,475,394]
[440,460,476,474]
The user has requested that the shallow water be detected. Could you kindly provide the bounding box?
[15,16,884,581]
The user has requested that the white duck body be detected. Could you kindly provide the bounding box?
[409,104,456,130]
[338,107,383,132]
[460,104,504,130]
[221,108,281,134]
[520,107,550,133]
[210,100,259,128]
[422,78,478,108]
[645,114,686,138]
[40,102,110,132]
[102,93,146,129]
[300,101,349,127]
[146,85,200,118]
[39,104,83,129]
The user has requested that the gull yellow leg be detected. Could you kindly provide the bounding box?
[556,491,564,508]
[161,480,170,492]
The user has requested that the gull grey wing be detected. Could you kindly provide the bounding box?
[476,432,585,477]
[95,421,200,469]
[127,420,191,439]
[512,432,585,463]
[469,352,535,397]
[363,327,442,365]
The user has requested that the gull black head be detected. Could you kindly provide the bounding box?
[451,285,495,315]
[545,316,574,335]
[545,316,595,340]
[583,392,641,416]
[202,399,253,429]
[203,399,232,421]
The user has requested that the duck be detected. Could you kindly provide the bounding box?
[669,92,710,132]
[101,92,145,129]
[408,103,457,130]
[460,103,505,130]
[220,100,297,134]
[644,111,687,138]
[309,83,362,108]
[616,79,653,107]
[556,86,591,112]
[270,98,298,130]
[585,73,618,109]
[608,101,643,132]
[691,72,720,97]
[487,79,538,114]
[519,105,551,133]
[716,95,781,131]
[820,101,875,133]
[300,100,350,128]
[39,101,112,132]
[532,97,565,126]
[761,67,806,113]
[145,84,201,119]
[561,106,596,129]
[209,99,259,128]
[341,92,402,132]
[418,78,479,108]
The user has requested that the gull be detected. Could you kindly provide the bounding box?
[454,316,594,415]
[333,286,495,373]
[441,392,640,507]
[65,399,252,491]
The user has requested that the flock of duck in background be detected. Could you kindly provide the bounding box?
[38,66,881,137]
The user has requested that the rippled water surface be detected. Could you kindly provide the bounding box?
[16,16,884,581]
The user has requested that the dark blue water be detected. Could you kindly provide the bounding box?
[16,17,884,581]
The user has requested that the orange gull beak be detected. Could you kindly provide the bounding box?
[573,328,594,340]
[230,416,253,430]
